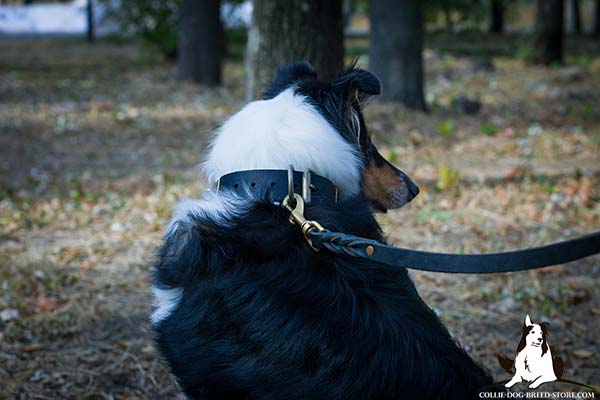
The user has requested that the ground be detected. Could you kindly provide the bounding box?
[0,37,598,399]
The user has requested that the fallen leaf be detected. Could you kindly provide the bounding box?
[115,394,136,400]
[564,179,579,197]
[565,289,591,305]
[437,166,460,191]
[590,308,600,316]
[32,297,59,312]
[117,340,132,349]
[572,349,594,359]
[80,260,93,270]
[503,166,526,181]
[22,344,44,352]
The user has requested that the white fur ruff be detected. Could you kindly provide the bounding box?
[150,286,184,326]
[202,88,362,198]
[165,190,247,237]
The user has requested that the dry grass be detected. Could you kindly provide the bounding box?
[0,37,598,399]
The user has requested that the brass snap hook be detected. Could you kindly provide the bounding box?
[282,193,325,251]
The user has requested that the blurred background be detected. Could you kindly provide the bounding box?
[0,0,598,398]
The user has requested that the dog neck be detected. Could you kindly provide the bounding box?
[214,169,339,206]
[202,88,363,200]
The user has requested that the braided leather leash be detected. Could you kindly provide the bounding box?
[282,190,600,273]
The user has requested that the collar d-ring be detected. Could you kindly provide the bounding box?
[287,165,296,207]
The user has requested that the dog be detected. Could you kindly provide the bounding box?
[151,61,493,399]
[499,315,563,389]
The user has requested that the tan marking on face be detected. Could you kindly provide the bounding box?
[364,163,412,211]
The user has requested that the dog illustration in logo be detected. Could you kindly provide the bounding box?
[498,315,564,389]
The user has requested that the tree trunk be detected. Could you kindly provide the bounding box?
[571,0,581,33]
[489,0,504,33]
[245,0,344,100]
[343,0,352,29]
[86,0,95,43]
[178,0,223,86]
[369,0,426,110]
[444,7,454,31]
[594,0,600,38]
[532,0,564,65]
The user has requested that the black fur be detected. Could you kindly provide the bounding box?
[517,325,533,353]
[540,322,549,355]
[152,63,494,399]
[262,61,318,100]
[153,194,492,399]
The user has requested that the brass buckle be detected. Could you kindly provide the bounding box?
[287,165,313,204]
[288,165,312,204]
[287,165,295,205]
[302,169,312,203]
[282,193,325,251]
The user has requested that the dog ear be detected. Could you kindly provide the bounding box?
[540,322,550,334]
[262,61,318,99]
[333,64,381,107]
[525,314,533,327]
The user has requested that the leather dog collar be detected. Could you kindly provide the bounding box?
[215,169,339,205]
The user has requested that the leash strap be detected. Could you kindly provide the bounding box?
[309,230,600,273]
[269,167,600,274]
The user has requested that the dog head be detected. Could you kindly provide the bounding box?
[517,315,549,355]
[203,61,419,212]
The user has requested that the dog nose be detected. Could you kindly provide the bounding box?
[537,338,542,342]
[406,177,420,198]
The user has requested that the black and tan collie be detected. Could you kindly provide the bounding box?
[151,62,493,399]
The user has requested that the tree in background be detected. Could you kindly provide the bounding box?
[489,0,504,33]
[594,0,600,38]
[532,0,564,65]
[424,0,482,31]
[177,0,223,85]
[86,0,95,42]
[571,0,581,34]
[369,0,426,110]
[245,0,344,100]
